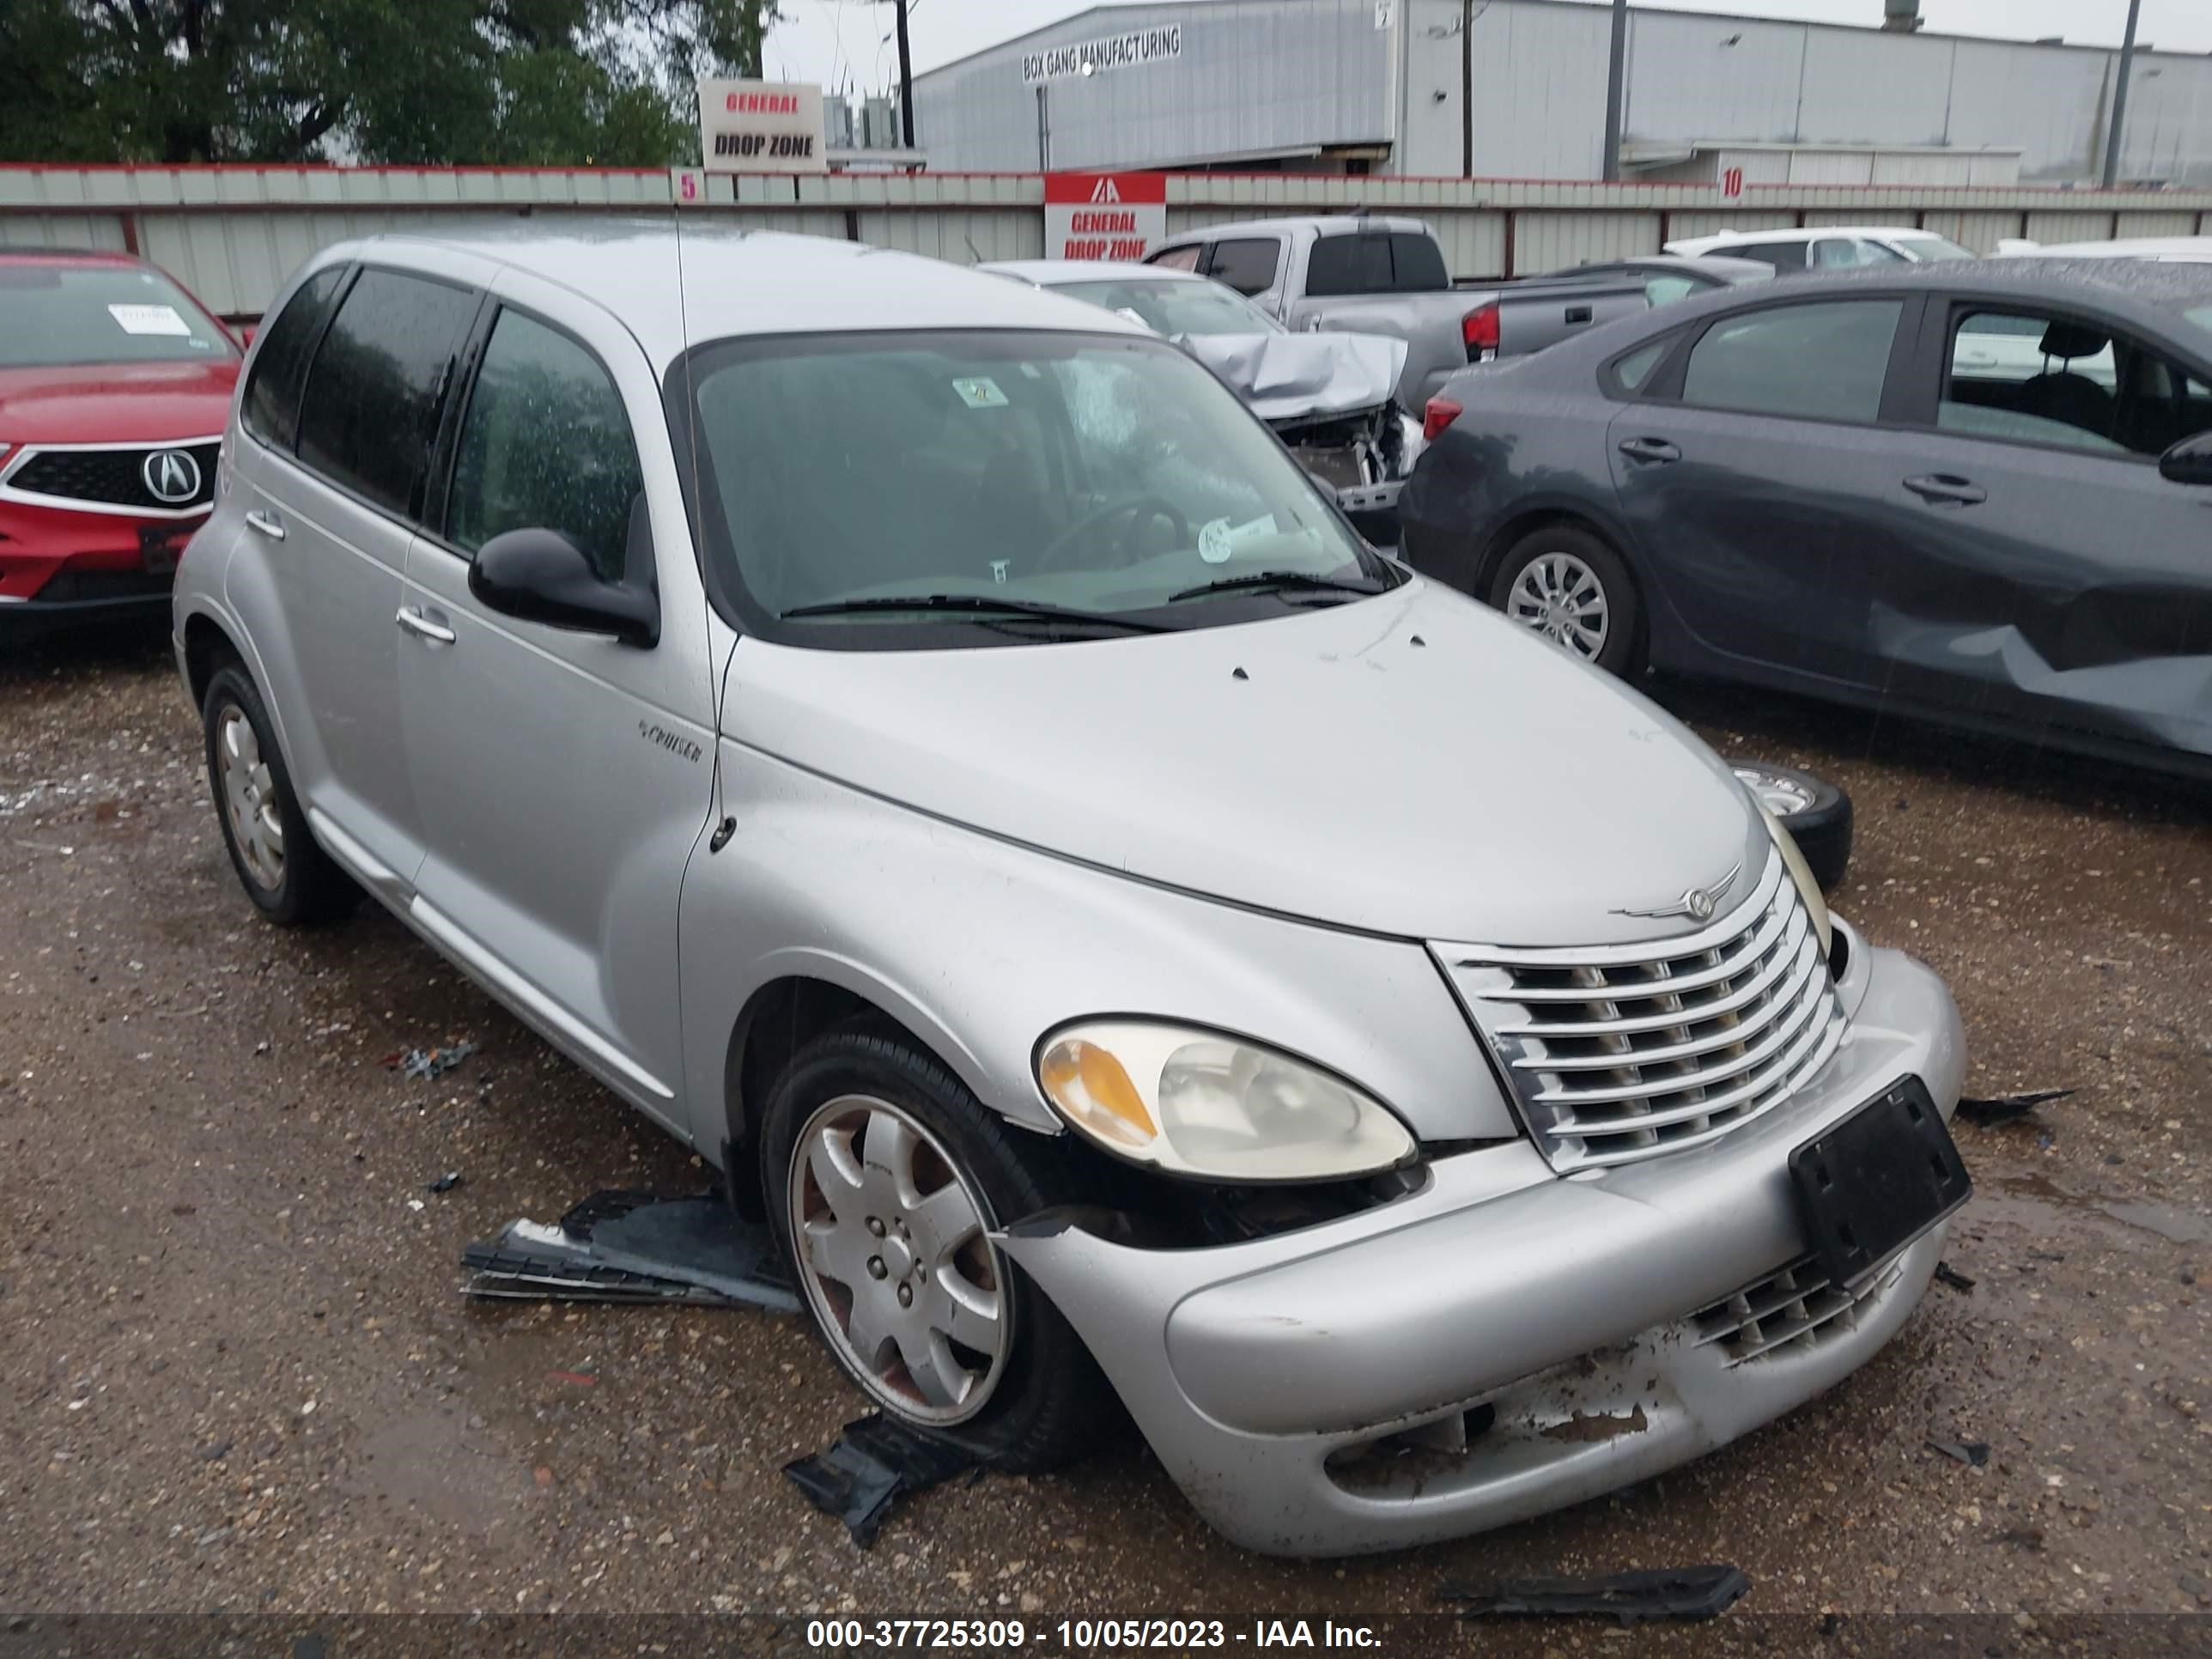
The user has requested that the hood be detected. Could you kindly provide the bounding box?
[726,580,1769,948]
[1179,331,1408,425]
[0,360,239,445]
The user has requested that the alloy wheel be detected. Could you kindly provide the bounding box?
[1507,550,1609,660]
[787,1093,1011,1425]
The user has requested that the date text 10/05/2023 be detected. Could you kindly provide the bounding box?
[802,1620,1386,1650]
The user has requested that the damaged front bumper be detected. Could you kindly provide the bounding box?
[997,937,1965,1556]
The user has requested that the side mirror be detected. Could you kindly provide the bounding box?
[2159,431,2212,488]
[469,527,659,646]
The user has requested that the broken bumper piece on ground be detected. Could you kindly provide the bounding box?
[1438,1563,1752,1624]
[783,1414,981,1548]
[459,1191,800,1312]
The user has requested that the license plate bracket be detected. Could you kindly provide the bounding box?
[1789,1077,1970,1291]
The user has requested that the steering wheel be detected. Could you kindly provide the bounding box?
[1030,496,1189,574]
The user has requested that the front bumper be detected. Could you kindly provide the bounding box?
[998,937,1966,1556]
[0,497,198,637]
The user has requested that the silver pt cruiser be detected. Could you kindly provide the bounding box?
[174,226,1969,1556]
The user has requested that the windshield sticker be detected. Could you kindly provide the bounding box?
[951,376,1010,409]
[107,303,193,337]
[1199,518,1235,563]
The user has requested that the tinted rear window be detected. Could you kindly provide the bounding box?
[242,266,346,452]
[1681,300,1903,423]
[0,261,237,368]
[295,269,477,519]
[1389,233,1448,290]
[1304,231,1449,296]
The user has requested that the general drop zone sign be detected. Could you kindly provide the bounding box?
[1044,174,1169,261]
[698,79,828,174]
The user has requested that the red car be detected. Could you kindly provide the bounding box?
[0,248,242,640]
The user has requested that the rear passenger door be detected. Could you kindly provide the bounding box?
[230,260,483,893]
[395,275,717,1133]
[1869,295,2212,757]
[1605,294,1929,690]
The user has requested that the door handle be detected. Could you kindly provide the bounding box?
[1617,437,1681,464]
[394,605,456,645]
[245,510,286,541]
[1903,473,1987,506]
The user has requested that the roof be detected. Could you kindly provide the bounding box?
[307,224,1146,368]
[981,259,1211,285]
[0,246,141,264]
[1666,226,1954,252]
[1152,215,1431,246]
[2002,236,2212,263]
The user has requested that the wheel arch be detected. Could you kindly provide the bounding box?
[1476,504,1654,671]
[181,610,243,711]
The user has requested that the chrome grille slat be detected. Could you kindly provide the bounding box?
[1432,851,1847,1172]
[1495,911,1810,1036]
[1531,954,1830,1104]
[1471,897,1796,1001]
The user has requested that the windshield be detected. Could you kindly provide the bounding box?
[1046,278,1280,337]
[678,330,1393,647]
[0,262,237,368]
[1901,237,1977,262]
[2188,305,2212,345]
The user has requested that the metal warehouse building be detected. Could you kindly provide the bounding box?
[911,0,2212,185]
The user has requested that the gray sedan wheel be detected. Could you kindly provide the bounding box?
[1488,524,1642,677]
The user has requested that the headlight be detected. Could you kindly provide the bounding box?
[1752,798,1832,957]
[1035,1021,1417,1182]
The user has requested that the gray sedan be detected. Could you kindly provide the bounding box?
[1400,258,2212,775]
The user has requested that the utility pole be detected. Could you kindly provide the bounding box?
[1601,0,1628,183]
[2100,0,2142,189]
[893,0,915,149]
[1461,0,1472,177]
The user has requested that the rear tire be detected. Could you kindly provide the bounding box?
[201,662,357,926]
[762,1024,1115,1471]
[1487,524,1643,678]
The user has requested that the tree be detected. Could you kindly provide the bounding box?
[0,1,777,167]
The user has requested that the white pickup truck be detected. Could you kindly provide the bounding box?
[1145,215,1649,412]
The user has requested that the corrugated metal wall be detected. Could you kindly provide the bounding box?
[4,166,2206,306]
[911,0,1393,173]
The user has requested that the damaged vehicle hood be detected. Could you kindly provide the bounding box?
[1179,331,1408,424]
[726,580,1768,948]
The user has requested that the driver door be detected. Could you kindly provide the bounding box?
[396,275,717,1132]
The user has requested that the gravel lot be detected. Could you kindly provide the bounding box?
[2,626,2207,1653]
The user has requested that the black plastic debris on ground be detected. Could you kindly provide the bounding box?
[1438,1564,1750,1625]
[1935,1261,1977,1292]
[783,1413,980,1548]
[459,1191,800,1313]
[1927,1437,1991,1468]
[1957,1088,2075,1127]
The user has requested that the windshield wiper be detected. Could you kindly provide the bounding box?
[1166,569,1386,604]
[779,594,1172,633]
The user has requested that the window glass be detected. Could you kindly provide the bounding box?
[1644,275,1698,307]
[447,310,644,581]
[0,259,238,368]
[1811,239,1859,269]
[1304,234,1395,297]
[1901,236,1976,261]
[1613,338,1673,391]
[1856,240,1910,264]
[295,269,477,518]
[1943,307,2212,458]
[2185,304,2212,346]
[1146,245,1202,272]
[242,266,345,452]
[1206,238,1281,296]
[1681,300,1902,422]
[683,331,1388,640]
[1733,240,1808,270]
[1388,233,1449,291]
[1050,278,1279,337]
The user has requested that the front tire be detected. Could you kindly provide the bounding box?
[201,662,356,926]
[1488,524,1643,677]
[762,1025,1114,1470]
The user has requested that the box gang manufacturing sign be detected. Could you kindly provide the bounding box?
[698,79,828,173]
[1044,173,1168,261]
[1023,25,1182,84]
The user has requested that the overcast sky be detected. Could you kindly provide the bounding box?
[764,0,2209,95]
